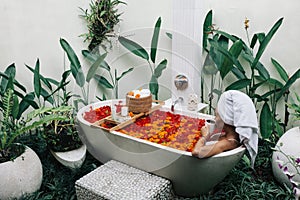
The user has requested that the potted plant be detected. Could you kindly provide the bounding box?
[44,109,87,170]
[79,0,126,51]
[0,73,68,199]
[25,59,87,169]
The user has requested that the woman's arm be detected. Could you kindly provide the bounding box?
[192,137,238,158]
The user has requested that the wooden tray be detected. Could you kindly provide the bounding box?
[91,100,164,132]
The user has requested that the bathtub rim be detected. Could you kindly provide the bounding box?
[77,99,246,159]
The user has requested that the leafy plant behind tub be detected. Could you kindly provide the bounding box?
[118,17,168,100]
[202,10,300,142]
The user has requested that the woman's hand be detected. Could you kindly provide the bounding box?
[201,125,209,137]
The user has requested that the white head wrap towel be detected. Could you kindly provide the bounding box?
[217,90,259,168]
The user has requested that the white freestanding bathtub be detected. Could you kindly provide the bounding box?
[76,100,245,197]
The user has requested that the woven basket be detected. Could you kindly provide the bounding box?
[126,94,152,113]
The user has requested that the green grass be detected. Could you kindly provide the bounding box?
[18,133,294,200]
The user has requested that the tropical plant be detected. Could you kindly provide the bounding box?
[80,0,126,51]
[25,59,73,108]
[25,58,84,152]
[0,87,68,163]
[60,38,132,105]
[0,64,38,119]
[202,10,300,141]
[118,17,168,100]
[60,38,102,110]
[82,49,133,99]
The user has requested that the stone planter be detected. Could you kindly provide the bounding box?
[272,127,300,188]
[0,145,43,200]
[50,145,86,170]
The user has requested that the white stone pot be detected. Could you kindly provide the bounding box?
[50,144,86,170]
[272,127,300,188]
[0,145,43,200]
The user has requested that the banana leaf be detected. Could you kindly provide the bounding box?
[118,36,149,61]
[220,40,243,79]
[94,74,114,89]
[60,38,85,87]
[17,92,38,119]
[260,102,273,139]
[34,59,41,98]
[276,68,300,101]
[225,79,251,91]
[203,10,212,51]
[251,18,283,69]
[150,17,161,63]
[26,64,53,90]
[271,58,289,82]
[82,50,111,71]
[0,63,16,93]
[86,53,107,82]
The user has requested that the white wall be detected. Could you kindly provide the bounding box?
[0,0,299,105]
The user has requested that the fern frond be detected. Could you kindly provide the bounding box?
[6,114,68,148]
[2,89,14,125]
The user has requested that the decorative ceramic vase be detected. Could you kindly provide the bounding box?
[272,127,300,188]
[187,93,198,111]
[0,145,43,200]
[50,144,87,170]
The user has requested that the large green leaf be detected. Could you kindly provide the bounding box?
[209,36,227,68]
[150,17,161,63]
[231,67,246,79]
[82,50,111,71]
[251,18,283,69]
[34,59,41,98]
[225,79,251,91]
[202,10,212,51]
[276,68,300,101]
[17,92,38,119]
[271,58,289,82]
[94,74,114,89]
[60,38,82,71]
[118,36,149,61]
[154,59,167,78]
[260,102,273,139]
[220,40,243,79]
[209,39,244,79]
[12,95,19,119]
[86,53,107,82]
[26,64,53,90]
[215,30,239,43]
[1,63,16,93]
[60,38,85,87]
[255,62,270,80]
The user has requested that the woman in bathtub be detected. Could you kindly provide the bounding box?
[192,90,259,168]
